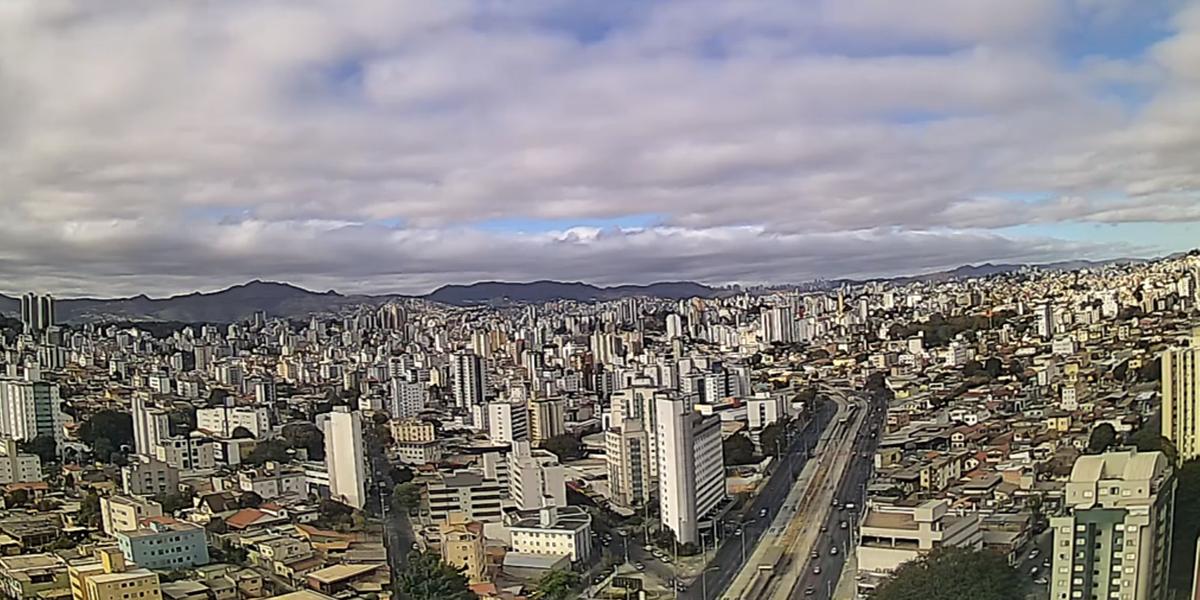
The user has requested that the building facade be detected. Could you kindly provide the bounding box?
[1162,328,1200,461]
[656,395,726,545]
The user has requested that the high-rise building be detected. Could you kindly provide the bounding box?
[451,352,485,410]
[529,398,566,445]
[606,418,651,509]
[19,293,55,337]
[507,441,566,511]
[131,392,169,456]
[0,379,63,448]
[323,407,367,510]
[1049,450,1174,600]
[656,395,725,545]
[1036,303,1054,339]
[1162,328,1200,461]
[487,401,529,446]
[389,379,427,419]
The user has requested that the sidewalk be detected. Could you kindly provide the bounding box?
[833,551,857,600]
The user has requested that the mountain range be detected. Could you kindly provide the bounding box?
[0,257,1156,323]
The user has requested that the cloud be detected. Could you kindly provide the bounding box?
[0,0,1197,295]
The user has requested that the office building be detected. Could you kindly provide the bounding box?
[529,398,566,446]
[322,407,367,510]
[113,517,210,570]
[508,441,566,511]
[68,548,161,600]
[1162,328,1200,461]
[605,418,652,509]
[487,401,529,445]
[389,379,426,419]
[656,395,726,545]
[99,496,163,536]
[1049,450,1175,600]
[196,405,270,439]
[427,472,503,523]
[451,352,485,410]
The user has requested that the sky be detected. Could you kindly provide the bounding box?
[2,0,1199,297]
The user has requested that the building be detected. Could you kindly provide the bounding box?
[0,437,41,484]
[113,517,210,570]
[426,472,504,523]
[510,505,593,563]
[389,379,427,419]
[122,455,180,497]
[855,499,983,591]
[605,418,651,509]
[1049,450,1175,600]
[68,548,161,600]
[508,441,566,511]
[196,405,270,439]
[529,398,566,446]
[322,407,367,510]
[0,553,69,600]
[487,401,529,445]
[439,513,487,584]
[132,392,170,457]
[1162,328,1200,461]
[19,293,54,337]
[391,419,436,443]
[747,394,785,430]
[238,466,306,499]
[154,434,217,471]
[395,440,442,465]
[451,352,485,410]
[656,395,726,545]
[0,379,63,446]
[100,495,163,536]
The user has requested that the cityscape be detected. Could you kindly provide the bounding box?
[0,254,1197,600]
[3,2,1200,600]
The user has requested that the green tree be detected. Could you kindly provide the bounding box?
[543,434,583,462]
[78,493,101,527]
[534,569,580,600]
[91,437,115,463]
[6,489,29,507]
[156,489,195,514]
[722,432,757,466]
[281,421,325,460]
[760,420,789,457]
[871,548,1022,600]
[391,482,422,514]
[396,551,475,600]
[78,410,135,449]
[1086,423,1117,455]
[245,440,291,466]
[20,435,57,464]
[983,357,1003,378]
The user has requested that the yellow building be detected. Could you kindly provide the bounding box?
[1163,328,1200,461]
[68,548,161,600]
[391,419,435,443]
[439,513,486,584]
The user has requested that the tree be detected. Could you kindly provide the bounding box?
[91,437,116,463]
[245,440,291,466]
[963,360,984,377]
[78,493,101,527]
[396,551,475,600]
[230,426,255,439]
[6,489,29,507]
[983,357,1003,379]
[391,482,422,514]
[722,433,757,466]
[1086,423,1117,455]
[78,410,134,449]
[544,434,583,462]
[20,435,57,464]
[1131,416,1178,466]
[872,548,1022,600]
[156,489,195,514]
[239,491,263,509]
[760,420,789,458]
[534,570,580,600]
[281,421,325,461]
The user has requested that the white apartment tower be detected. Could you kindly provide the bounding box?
[487,401,530,446]
[656,395,726,545]
[1049,450,1174,600]
[606,418,652,509]
[323,407,367,510]
[507,441,567,511]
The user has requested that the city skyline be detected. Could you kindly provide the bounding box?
[3,1,1199,296]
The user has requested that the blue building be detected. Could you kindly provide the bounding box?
[113,516,210,570]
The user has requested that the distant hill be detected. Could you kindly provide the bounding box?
[424,280,722,306]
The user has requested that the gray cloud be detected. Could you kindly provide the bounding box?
[0,0,1196,295]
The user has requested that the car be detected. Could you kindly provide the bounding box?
[601,539,610,546]
[1028,549,1040,560]
[1034,577,1048,585]
[811,551,820,560]
[1029,567,1039,577]
[840,521,849,529]
[760,508,769,518]
[634,563,645,571]
[832,499,841,508]
[676,583,687,591]
[805,587,816,596]
[813,566,822,575]
[831,547,839,556]
[643,545,654,552]
[1042,558,1051,568]
[844,502,857,511]
[820,525,828,532]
